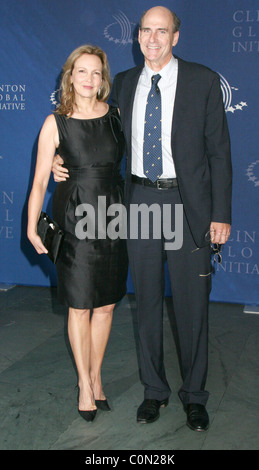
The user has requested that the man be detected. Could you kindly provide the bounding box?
[53,6,232,431]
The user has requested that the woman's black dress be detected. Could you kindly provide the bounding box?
[52,107,128,309]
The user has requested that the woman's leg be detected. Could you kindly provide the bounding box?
[68,307,96,411]
[90,304,115,400]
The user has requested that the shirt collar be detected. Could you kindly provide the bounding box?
[143,55,178,84]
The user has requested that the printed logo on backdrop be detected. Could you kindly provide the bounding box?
[104,11,136,45]
[217,229,259,276]
[0,189,14,239]
[0,84,26,111]
[0,157,15,240]
[232,9,259,53]
[219,74,247,114]
[246,160,259,188]
[50,89,61,108]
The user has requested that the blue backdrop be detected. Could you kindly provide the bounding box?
[0,0,258,305]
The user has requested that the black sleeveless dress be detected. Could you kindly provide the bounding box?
[52,107,128,309]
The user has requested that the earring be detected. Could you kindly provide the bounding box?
[70,85,73,92]
[97,87,102,98]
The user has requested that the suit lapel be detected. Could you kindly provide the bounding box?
[172,58,193,141]
[123,65,143,144]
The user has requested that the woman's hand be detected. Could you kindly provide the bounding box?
[27,229,48,255]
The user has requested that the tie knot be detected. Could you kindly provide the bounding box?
[151,74,161,86]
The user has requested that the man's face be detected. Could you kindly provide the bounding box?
[138,7,179,70]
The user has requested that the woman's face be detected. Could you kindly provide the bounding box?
[70,53,103,100]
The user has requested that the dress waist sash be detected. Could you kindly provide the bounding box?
[65,165,122,183]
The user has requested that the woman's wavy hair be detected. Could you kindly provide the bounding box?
[56,44,111,117]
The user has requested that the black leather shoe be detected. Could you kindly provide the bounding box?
[185,404,209,431]
[137,398,169,424]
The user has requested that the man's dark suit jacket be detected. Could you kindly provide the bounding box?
[111,57,232,248]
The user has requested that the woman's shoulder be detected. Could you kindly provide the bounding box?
[40,113,58,134]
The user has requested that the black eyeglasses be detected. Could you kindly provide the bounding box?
[196,242,222,277]
[204,230,223,265]
[211,243,222,265]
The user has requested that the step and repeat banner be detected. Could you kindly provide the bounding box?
[0,0,258,304]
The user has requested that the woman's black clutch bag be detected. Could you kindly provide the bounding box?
[37,211,64,263]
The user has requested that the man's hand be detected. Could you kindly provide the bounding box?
[210,222,231,245]
[52,154,69,182]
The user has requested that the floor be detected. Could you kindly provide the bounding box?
[0,285,258,451]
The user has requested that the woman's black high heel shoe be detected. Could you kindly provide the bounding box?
[78,408,97,422]
[76,385,97,422]
[95,399,111,412]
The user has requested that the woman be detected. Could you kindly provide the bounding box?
[27,45,128,422]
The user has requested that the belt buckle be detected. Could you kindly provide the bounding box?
[156,179,164,190]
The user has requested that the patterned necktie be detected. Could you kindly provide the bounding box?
[143,74,162,182]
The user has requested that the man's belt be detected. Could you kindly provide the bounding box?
[131,174,178,190]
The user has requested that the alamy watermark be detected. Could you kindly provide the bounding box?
[75,196,183,250]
